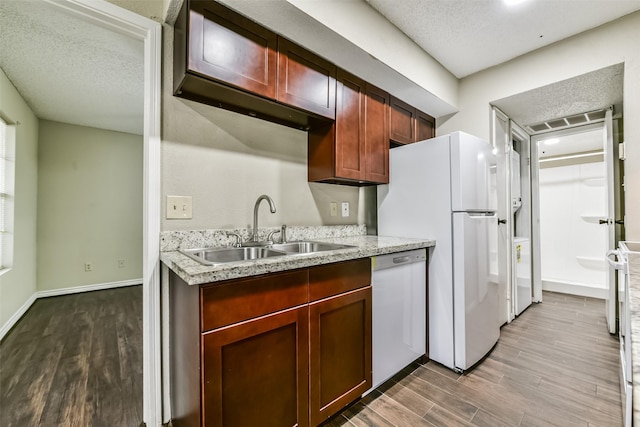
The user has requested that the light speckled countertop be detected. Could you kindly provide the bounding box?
[161,231,435,286]
[627,248,640,425]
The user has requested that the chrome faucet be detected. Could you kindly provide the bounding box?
[251,195,276,242]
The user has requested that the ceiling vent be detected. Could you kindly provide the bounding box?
[524,108,610,134]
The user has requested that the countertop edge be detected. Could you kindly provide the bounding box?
[161,235,435,285]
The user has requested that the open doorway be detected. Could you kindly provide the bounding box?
[530,109,623,334]
[534,124,610,298]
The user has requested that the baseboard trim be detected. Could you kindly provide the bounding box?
[36,279,142,299]
[0,293,37,341]
[0,279,143,341]
[542,280,607,299]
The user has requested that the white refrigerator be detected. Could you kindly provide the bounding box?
[377,131,500,371]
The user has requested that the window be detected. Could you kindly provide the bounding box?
[0,117,15,271]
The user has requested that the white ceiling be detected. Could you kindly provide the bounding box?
[537,127,603,158]
[1,0,638,137]
[0,0,144,135]
[365,0,640,79]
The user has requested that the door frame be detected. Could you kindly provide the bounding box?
[531,119,613,301]
[44,1,162,425]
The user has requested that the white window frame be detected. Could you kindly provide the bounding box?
[0,116,15,274]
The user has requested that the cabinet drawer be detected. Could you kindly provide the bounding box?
[201,270,308,331]
[309,258,371,302]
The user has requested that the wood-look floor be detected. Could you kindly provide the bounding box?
[325,291,623,427]
[1,288,622,427]
[0,286,143,427]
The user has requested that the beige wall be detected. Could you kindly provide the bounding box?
[0,68,38,330]
[438,11,640,239]
[161,25,362,232]
[37,120,143,291]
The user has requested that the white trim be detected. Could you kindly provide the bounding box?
[542,280,608,300]
[0,279,142,341]
[36,279,142,298]
[43,2,163,426]
[0,293,36,341]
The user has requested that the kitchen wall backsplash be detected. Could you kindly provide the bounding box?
[160,224,367,252]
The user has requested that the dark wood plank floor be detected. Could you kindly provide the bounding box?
[1,288,621,427]
[0,285,143,427]
[326,291,623,427]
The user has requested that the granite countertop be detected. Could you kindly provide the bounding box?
[161,234,435,286]
[627,248,640,425]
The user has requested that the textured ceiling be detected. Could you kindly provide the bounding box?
[0,0,144,135]
[492,63,623,128]
[365,0,640,79]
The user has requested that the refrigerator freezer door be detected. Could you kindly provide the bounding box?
[450,132,497,212]
[453,212,500,370]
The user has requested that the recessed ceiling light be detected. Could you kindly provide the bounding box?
[543,138,559,146]
[504,0,530,5]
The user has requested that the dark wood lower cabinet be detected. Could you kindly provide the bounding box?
[169,259,372,427]
[202,306,309,427]
[309,286,372,426]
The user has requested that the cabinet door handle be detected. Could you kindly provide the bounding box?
[393,256,410,264]
[498,219,507,225]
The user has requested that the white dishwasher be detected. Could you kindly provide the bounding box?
[371,249,427,390]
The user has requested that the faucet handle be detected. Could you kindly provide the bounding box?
[280,224,287,243]
[226,232,242,247]
[266,229,281,243]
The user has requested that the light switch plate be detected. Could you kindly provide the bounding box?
[167,195,193,219]
[330,202,337,217]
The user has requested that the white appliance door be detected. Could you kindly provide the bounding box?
[450,132,497,212]
[371,252,427,389]
[453,212,500,370]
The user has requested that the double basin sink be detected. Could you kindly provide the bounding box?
[180,241,355,266]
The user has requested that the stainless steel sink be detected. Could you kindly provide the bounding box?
[180,241,355,265]
[180,246,288,265]
[269,241,354,254]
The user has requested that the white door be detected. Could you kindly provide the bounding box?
[603,109,617,334]
[491,107,513,324]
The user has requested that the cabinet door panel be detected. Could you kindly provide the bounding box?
[365,85,390,183]
[188,3,277,98]
[277,38,336,119]
[309,287,372,425]
[203,306,309,427]
[335,70,365,180]
[389,96,415,145]
[415,110,435,142]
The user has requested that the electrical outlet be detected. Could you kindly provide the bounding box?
[330,202,337,217]
[341,202,349,217]
[85,262,93,272]
[118,259,125,268]
[166,195,193,219]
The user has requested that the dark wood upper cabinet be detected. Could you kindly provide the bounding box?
[364,85,390,183]
[185,1,277,98]
[277,38,337,120]
[415,109,436,142]
[389,96,416,145]
[389,96,436,145]
[308,70,388,185]
[174,0,330,130]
